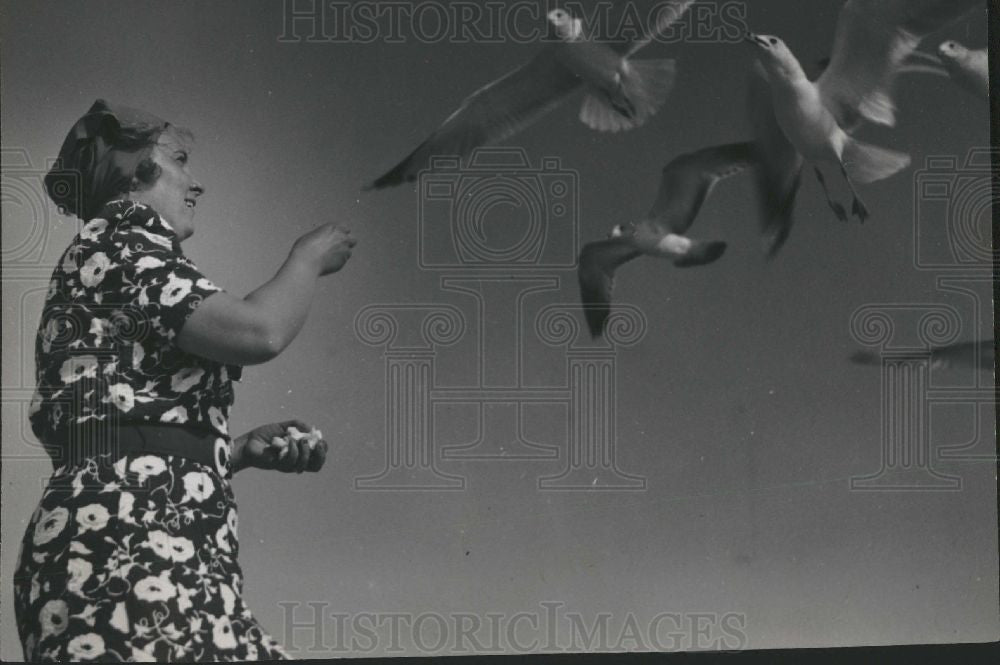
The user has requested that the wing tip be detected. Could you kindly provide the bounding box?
[584,309,609,339]
[365,169,417,191]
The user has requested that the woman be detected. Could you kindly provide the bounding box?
[14,99,356,661]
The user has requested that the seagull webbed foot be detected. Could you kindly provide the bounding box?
[851,196,869,223]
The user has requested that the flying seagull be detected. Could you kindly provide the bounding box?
[577,142,756,338]
[746,33,911,235]
[937,41,989,98]
[365,2,695,190]
[744,0,981,255]
[851,339,996,372]
[811,0,983,130]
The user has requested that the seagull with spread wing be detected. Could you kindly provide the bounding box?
[810,0,983,129]
[577,142,756,339]
[745,0,981,257]
[365,2,695,190]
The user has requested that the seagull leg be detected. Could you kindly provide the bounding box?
[839,163,870,223]
[610,84,637,119]
[813,167,848,222]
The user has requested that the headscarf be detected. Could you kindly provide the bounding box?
[44,99,169,220]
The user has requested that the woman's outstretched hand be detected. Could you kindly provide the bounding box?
[233,420,329,473]
[292,224,356,276]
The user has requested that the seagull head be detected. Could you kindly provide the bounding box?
[608,222,634,239]
[744,32,800,77]
[745,32,785,52]
[938,40,968,61]
[547,8,583,41]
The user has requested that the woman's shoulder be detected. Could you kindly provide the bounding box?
[88,200,183,254]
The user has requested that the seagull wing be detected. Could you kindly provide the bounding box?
[648,141,757,235]
[817,0,982,129]
[747,63,803,258]
[965,49,990,97]
[578,237,642,338]
[624,0,697,56]
[366,47,582,189]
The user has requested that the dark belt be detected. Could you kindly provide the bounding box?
[56,424,233,479]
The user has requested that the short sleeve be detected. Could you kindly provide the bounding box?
[112,226,223,342]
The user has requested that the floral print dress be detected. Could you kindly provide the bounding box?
[14,201,290,661]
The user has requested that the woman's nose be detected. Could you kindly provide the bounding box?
[190,181,205,198]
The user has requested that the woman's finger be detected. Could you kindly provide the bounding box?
[307,440,327,472]
[279,437,300,472]
[295,440,312,474]
[268,436,288,467]
[279,419,311,433]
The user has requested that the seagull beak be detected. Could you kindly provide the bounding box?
[910,50,944,66]
[745,32,768,48]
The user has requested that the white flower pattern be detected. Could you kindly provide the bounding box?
[66,633,106,660]
[80,252,113,287]
[160,273,193,307]
[38,599,69,638]
[181,471,215,504]
[129,455,167,478]
[32,506,69,546]
[170,367,204,393]
[66,558,93,595]
[134,572,177,603]
[159,405,189,423]
[107,383,135,412]
[75,503,110,532]
[58,356,99,384]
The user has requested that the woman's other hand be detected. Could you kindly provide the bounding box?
[292,224,356,276]
[233,420,329,473]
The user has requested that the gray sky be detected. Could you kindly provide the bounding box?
[2,0,996,657]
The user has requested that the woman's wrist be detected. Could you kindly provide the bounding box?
[288,242,323,278]
[230,434,249,473]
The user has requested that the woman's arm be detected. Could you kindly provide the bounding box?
[177,224,356,365]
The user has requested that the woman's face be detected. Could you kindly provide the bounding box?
[128,127,204,241]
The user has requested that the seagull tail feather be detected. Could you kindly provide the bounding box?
[579,93,629,132]
[842,138,911,185]
[579,59,676,132]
